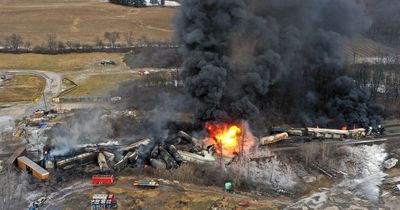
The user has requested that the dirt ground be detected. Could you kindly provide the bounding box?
[0,0,175,45]
[57,176,290,210]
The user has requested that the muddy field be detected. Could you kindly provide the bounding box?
[0,0,175,45]
[44,175,290,210]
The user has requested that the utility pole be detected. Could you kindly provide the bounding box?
[175,68,179,88]
[215,137,223,169]
[240,121,246,161]
[42,92,47,111]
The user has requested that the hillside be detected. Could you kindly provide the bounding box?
[346,37,400,63]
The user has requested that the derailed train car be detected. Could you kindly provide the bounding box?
[261,127,369,145]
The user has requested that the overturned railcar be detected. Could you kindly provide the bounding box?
[17,156,49,181]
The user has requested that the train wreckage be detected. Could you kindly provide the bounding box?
[7,123,386,181]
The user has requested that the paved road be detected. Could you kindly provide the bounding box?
[0,70,62,118]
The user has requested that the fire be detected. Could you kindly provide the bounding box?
[205,121,254,157]
[341,125,348,131]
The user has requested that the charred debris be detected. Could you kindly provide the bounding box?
[6,105,387,183]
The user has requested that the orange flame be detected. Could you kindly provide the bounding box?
[205,121,254,157]
[341,125,348,131]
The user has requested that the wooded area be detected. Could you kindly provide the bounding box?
[351,62,400,117]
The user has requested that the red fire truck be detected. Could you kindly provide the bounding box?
[92,175,114,185]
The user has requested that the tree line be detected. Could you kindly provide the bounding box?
[368,19,400,49]
[0,32,177,54]
[350,54,400,117]
[109,0,146,7]
[109,0,166,7]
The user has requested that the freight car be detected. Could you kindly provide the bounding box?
[17,156,49,181]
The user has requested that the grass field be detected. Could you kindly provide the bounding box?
[0,0,176,45]
[63,73,140,97]
[0,75,45,102]
[0,53,127,72]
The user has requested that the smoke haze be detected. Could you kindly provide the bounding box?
[177,0,383,127]
[48,109,113,156]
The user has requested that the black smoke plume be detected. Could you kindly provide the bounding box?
[177,0,383,127]
[367,0,400,48]
[124,48,181,69]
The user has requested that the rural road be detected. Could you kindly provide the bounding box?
[0,68,175,119]
[0,70,62,118]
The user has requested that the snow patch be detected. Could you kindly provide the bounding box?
[229,148,298,191]
[284,192,328,209]
[338,145,387,202]
[355,56,400,65]
[338,172,386,203]
[0,116,14,133]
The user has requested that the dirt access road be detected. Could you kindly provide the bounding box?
[0,70,62,118]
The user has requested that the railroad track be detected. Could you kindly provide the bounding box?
[267,123,400,152]
[269,136,400,152]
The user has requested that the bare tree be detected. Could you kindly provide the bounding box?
[104,32,120,48]
[138,35,149,44]
[95,36,104,48]
[5,34,24,51]
[123,32,134,46]
[354,64,370,88]
[46,33,57,51]
[0,169,28,210]
[72,42,81,49]
[81,43,93,50]
[370,65,385,100]
[66,41,74,49]
[24,41,32,50]
[58,41,66,50]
